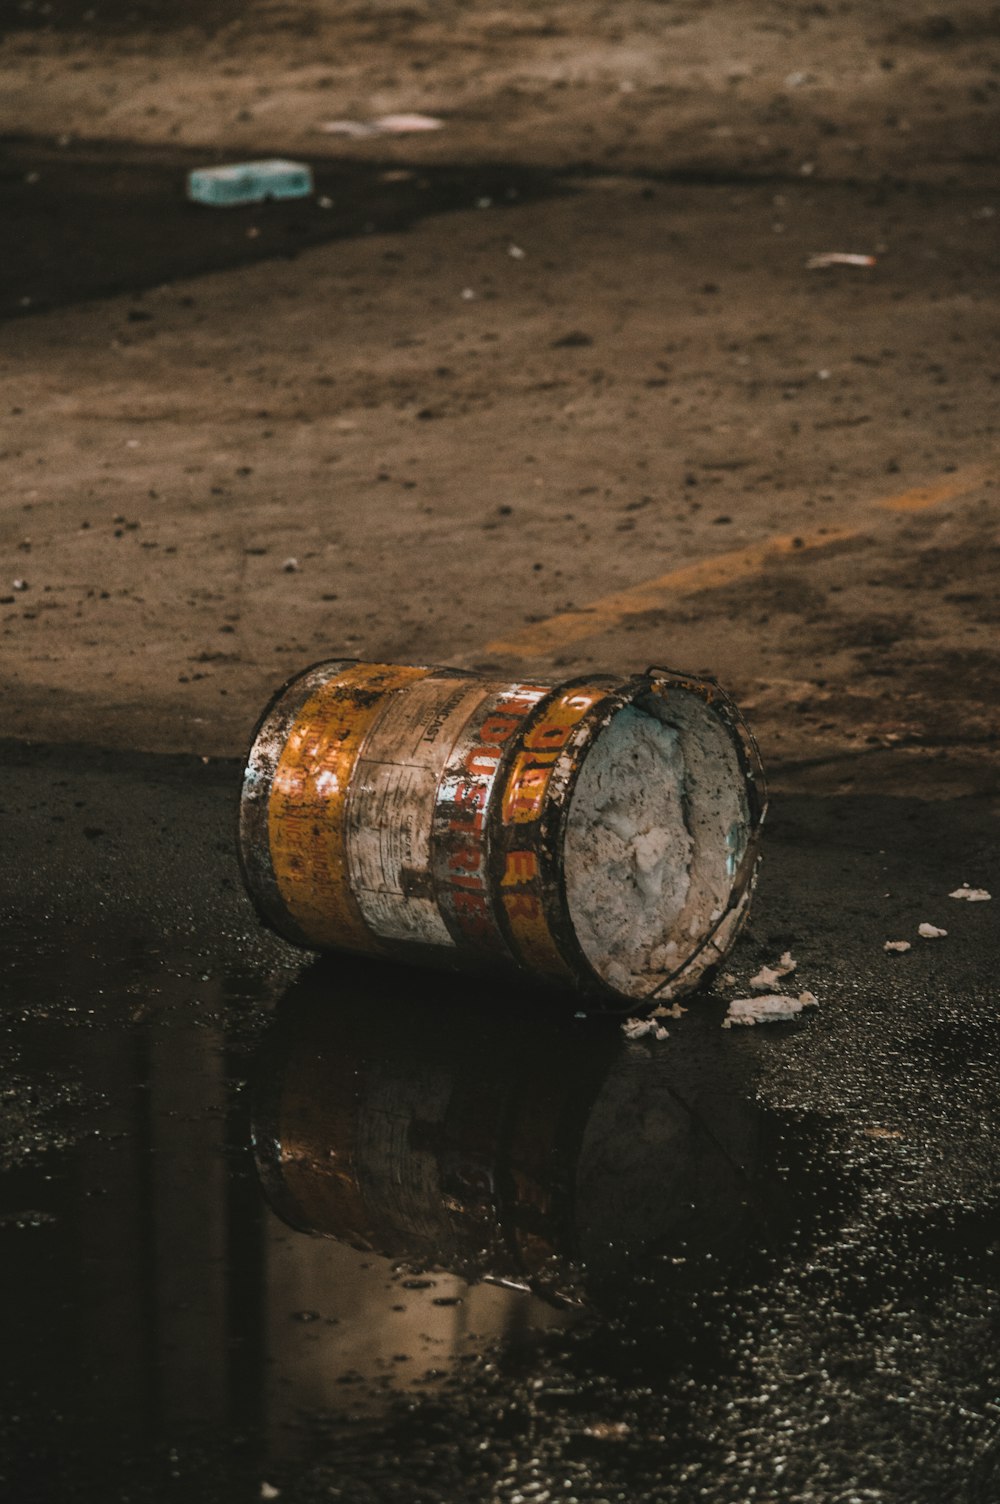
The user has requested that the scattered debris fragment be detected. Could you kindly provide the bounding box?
[749,950,796,991]
[622,1016,669,1042]
[949,885,991,902]
[12,578,29,591]
[318,114,444,138]
[371,113,444,133]
[260,1486,281,1501]
[583,1422,632,1441]
[317,120,373,139]
[805,252,877,269]
[187,160,313,207]
[918,922,947,939]
[884,940,912,953]
[651,1001,686,1020]
[508,244,526,260]
[281,557,300,573]
[723,992,818,1028]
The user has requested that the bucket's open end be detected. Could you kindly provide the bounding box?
[562,687,754,1001]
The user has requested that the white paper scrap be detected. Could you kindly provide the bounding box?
[375,113,444,133]
[318,120,381,139]
[320,114,444,137]
[722,992,818,1029]
[806,252,877,269]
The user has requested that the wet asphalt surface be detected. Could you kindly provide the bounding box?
[1,738,998,1503]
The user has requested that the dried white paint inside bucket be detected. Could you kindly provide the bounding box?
[563,694,750,999]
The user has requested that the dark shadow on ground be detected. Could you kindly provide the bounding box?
[1,138,568,319]
[1,0,274,35]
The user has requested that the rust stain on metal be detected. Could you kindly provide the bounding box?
[432,681,550,955]
[267,661,431,950]
[496,683,611,983]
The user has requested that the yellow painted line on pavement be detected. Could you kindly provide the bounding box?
[483,466,984,660]
[875,467,985,513]
[484,527,858,657]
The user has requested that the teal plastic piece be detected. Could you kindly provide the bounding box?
[187,159,314,207]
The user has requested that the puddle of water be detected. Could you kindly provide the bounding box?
[0,922,576,1491]
[1,913,817,1492]
[3,767,1000,1501]
[252,958,782,1300]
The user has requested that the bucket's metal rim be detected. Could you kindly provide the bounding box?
[538,664,768,1008]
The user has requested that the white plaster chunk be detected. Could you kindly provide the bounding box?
[949,885,992,902]
[722,992,818,1028]
[884,940,912,953]
[621,1017,670,1041]
[749,950,797,990]
[918,922,947,939]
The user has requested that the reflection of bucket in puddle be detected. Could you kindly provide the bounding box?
[239,660,766,1004]
[251,961,768,1304]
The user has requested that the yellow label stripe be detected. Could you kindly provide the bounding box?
[268,662,430,950]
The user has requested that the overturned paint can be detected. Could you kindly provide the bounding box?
[238,660,766,1005]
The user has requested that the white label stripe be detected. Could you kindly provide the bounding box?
[345,678,491,946]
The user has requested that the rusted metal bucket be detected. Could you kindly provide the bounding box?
[238,659,766,1006]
